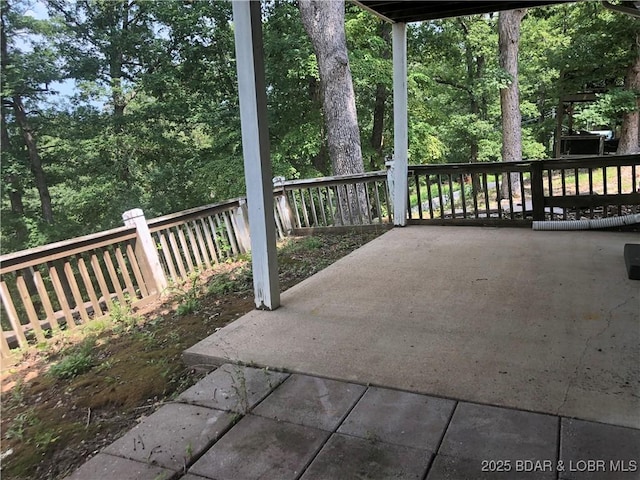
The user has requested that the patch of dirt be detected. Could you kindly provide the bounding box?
[0,231,383,480]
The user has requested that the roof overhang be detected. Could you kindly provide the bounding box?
[353,1,567,23]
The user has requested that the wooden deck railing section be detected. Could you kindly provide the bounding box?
[147,198,252,283]
[0,226,156,356]
[2,155,637,355]
[0,177,391,355]
[275,171,392,232]
[408,155,639,225]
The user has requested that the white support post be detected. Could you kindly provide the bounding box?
[392,22,408,226]
[122,208,168,293]
[232,0,280,310]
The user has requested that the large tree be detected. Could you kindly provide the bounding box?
[498,8,527,199]
[1,1,56,225]
[298,0,364,177]
[299,0,368,223]
[617,34,639,154]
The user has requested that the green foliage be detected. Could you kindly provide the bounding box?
[5,410,37,441]
[2,1,637,255]
[207,267,253,297]
[110,298,141,329]
[173,271,202,316]
[49,338,96,379]
[575,89,640,125]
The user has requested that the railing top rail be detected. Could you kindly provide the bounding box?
[276,170,387,190]
[409,154,640,175]
[540,154,640,169]
[147,197,245,232]
[0,225,136,274]
[409,161,534,174]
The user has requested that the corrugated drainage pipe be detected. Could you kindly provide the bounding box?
[532,213,640,231]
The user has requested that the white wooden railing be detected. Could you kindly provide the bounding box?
[0,173,392,356]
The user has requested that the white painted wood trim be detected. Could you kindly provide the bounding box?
[392,22,408,226]
[122,208,168,292]
[232,0,280,310]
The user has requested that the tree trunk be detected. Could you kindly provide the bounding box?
[617,39,640,154]
[498,9,527,201]
[1,106,24,215]
[299,0,367,224]
[12,94,54,223]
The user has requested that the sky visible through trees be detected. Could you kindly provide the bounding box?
[1,0,638,254]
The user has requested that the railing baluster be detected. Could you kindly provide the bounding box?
[78,256,104,316]
[437,175,445,219]
[336,185,346,225]
[49,263,76,329]
[33,268,59,330]
[168,229,187,278]
[309,188,318,226]
[318,187,328,226]
[364,182,373,224]
[15,275,45,342]
[482,172,490,218]
[617,165,623,215]
[186,222,203,268]
[90,254,113,310]
[507,171,515,220]
[495,173,502,218]
[103,250,126,306]
[459,173,467,219]
[415,172,423,220]
[373,181,382,223]
[64,260,90,324]
[290,191,301,229]
[193,220,211,267]
[273,203,284,239]
[300,189,310,227]
[202,218,219,265]
[1,280,28,347]
[176,226,194,272]
[327,186,337,225]
[426,175,434,219]
[448,174,455,218]
[115,248,137,302]
[519,171,526,218]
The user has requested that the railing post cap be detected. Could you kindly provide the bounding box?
[122,208,145,221]
[273,176,285,186]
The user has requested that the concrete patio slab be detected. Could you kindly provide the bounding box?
[103,403,235,471]
[188,414,329,480]
[559,418,640,480]
[300,433,431,480]
[252,373,366,430]
[337,386,455,451]
[64,453,177,480]
[185,226,640,428]
[176,363,288,414]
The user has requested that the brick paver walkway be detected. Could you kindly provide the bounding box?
[65,364,640,480]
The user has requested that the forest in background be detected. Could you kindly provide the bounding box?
[1,0,638,254]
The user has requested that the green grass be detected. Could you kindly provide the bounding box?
[48,338,96,379]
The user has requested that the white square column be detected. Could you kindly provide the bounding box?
[392,22,408,226]
[232,0,280,310]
